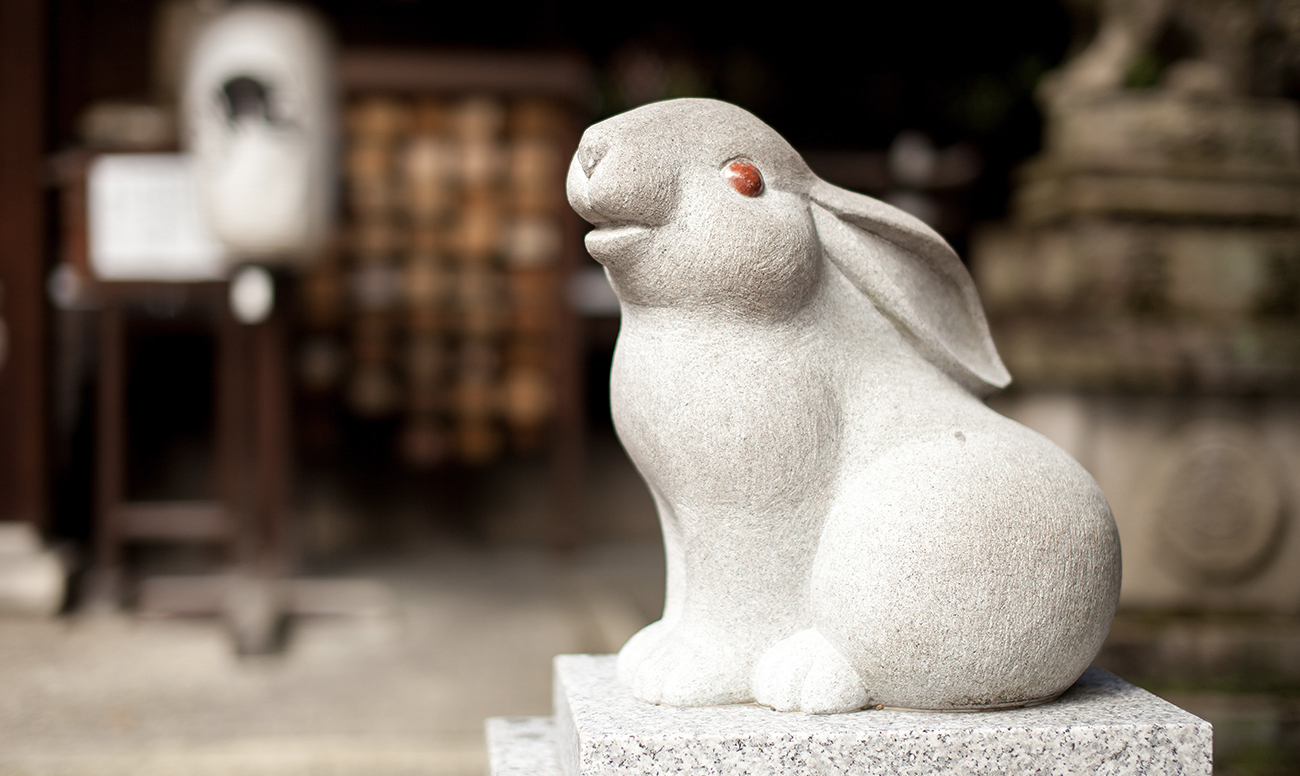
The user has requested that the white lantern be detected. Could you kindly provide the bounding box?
[182,2,336,267]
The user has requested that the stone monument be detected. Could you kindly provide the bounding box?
[971,0,1300,614]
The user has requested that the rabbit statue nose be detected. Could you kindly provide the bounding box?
[576,133,609,178]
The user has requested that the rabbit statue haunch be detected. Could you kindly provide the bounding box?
[567,98,1121,713]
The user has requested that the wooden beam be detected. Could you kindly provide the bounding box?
[117,502,232,541]
[338,49,593,105]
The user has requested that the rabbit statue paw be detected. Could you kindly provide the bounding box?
[617,621,756,707]
[754,629,871,714]
[567,98,1121,712]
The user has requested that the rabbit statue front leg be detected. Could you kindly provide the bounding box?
[613,470,763,705]
[608,318,839,707]
[615,485,819,706]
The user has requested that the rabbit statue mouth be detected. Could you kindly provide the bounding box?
[567,169,659,265]
[582,222,654,264]
[567,125,678,269]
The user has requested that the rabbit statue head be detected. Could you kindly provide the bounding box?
[567,98,1010,396]
[567,99,1119,713]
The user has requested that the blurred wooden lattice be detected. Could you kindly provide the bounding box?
[300,52,588,482]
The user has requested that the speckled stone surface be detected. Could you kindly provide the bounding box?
[549,654,1212,775]
[486,717,561,776]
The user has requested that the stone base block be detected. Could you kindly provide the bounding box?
[488,654,1212,775]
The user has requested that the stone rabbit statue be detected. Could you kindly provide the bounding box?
[567,98,1121,713]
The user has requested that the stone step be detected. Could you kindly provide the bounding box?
[0,522,68,617]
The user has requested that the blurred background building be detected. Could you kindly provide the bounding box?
[0,0,1299,773]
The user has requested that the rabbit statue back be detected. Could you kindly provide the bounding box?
[566,98,1121,713]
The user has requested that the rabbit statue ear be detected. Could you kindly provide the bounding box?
[809,179,1011,396]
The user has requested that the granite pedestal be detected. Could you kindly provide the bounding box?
[486,654,1212,775]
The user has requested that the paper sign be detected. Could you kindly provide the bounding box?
[88,154,227,281]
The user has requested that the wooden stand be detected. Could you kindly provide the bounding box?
[49,145,398,650]
[91,281,291,616]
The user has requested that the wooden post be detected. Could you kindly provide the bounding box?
[0,0,49,529]
[217,292,248,567]
[252,304,290,574]
[94,302,125,598]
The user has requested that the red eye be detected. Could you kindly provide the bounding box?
[723,159,764,197]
